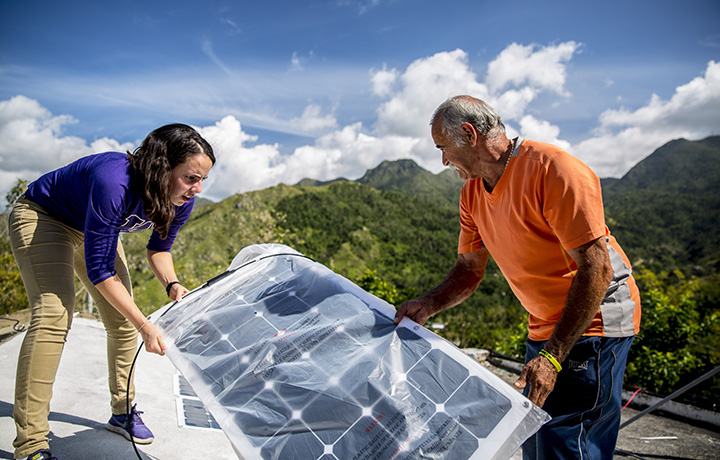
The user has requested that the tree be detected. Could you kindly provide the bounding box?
[0,238,28,314]
[4,178,28,212]
[625,268,718,400]
[1,178,30,314]
[355,269,400,306]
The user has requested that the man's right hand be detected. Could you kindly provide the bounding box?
[393,251,489,327]
[394,299,434,325]
[513,354,558,407]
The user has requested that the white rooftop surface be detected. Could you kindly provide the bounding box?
[0,315,240,460]
[4,314,717,459]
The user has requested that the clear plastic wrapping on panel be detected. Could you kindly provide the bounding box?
[154,244,550,460]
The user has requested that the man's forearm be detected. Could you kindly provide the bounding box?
[420,260,485,315]
[395,250,488,325]
[543,239,613,362]
[514,238,612,406]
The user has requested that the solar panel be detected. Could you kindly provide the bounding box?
[174,372,221,430]
[154,244,549,460]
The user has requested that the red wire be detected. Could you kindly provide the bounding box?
[622,388,643,411]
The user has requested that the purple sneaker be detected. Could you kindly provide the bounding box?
[106,404,155,444]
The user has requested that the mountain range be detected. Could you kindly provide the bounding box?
[298,136,720,276]
[602,136,720,272]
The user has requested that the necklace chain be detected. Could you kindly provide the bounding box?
[485,138,517,194]
[503,138,516,171]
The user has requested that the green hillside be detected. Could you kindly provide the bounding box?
[354,159,464,209]
[603,136,720,272]
[121,179,509,340]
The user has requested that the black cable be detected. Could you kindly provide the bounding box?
[488,349,525,364]
[614,448,649,460]
[127,342,144,460]
[0,316,26,332]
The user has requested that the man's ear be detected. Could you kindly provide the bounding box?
[461,122,477,146]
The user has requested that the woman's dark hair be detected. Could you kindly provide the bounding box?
[128,123,215,239]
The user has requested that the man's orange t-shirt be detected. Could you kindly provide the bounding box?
[458,139,641,341]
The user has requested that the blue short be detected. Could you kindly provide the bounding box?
[522,336,634,460]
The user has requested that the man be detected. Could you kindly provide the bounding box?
[394,95,641,459]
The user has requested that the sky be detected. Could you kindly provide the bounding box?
[1,0,719,202]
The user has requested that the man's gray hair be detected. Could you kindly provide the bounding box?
[431,96,506,146]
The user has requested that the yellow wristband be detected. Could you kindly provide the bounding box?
[539,349,562,372]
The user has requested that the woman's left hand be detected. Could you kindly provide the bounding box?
[140,322,168,356]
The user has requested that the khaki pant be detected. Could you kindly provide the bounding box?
[8,197,138,458]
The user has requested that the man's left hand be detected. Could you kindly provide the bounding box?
[513,355,558,407]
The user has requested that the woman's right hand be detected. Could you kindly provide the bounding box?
[168,282,190,301]
[139,322,168,356]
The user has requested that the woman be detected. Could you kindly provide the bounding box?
[8,124,215,460]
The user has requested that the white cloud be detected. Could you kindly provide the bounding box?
[0,44,581,200]
[199,119,420,194]
[370,42,581,157]
[282,123,420,183]
[374,49,489,141]
[4,47,717,204]
[220,17,242,35]
[0,95,133,186]
[518,115,571,151]
[370,45,583,169]
[486,42,580,96]
[370,65,398,97]
[288,104,338,135]
[290,52,304,71]
[358,0,382,15]
[597,60,720,134]
[493,87,537,121]
[338,0,382,15]
[201,38,233,75]
[574,60,720,177]
[196,116,286,200]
